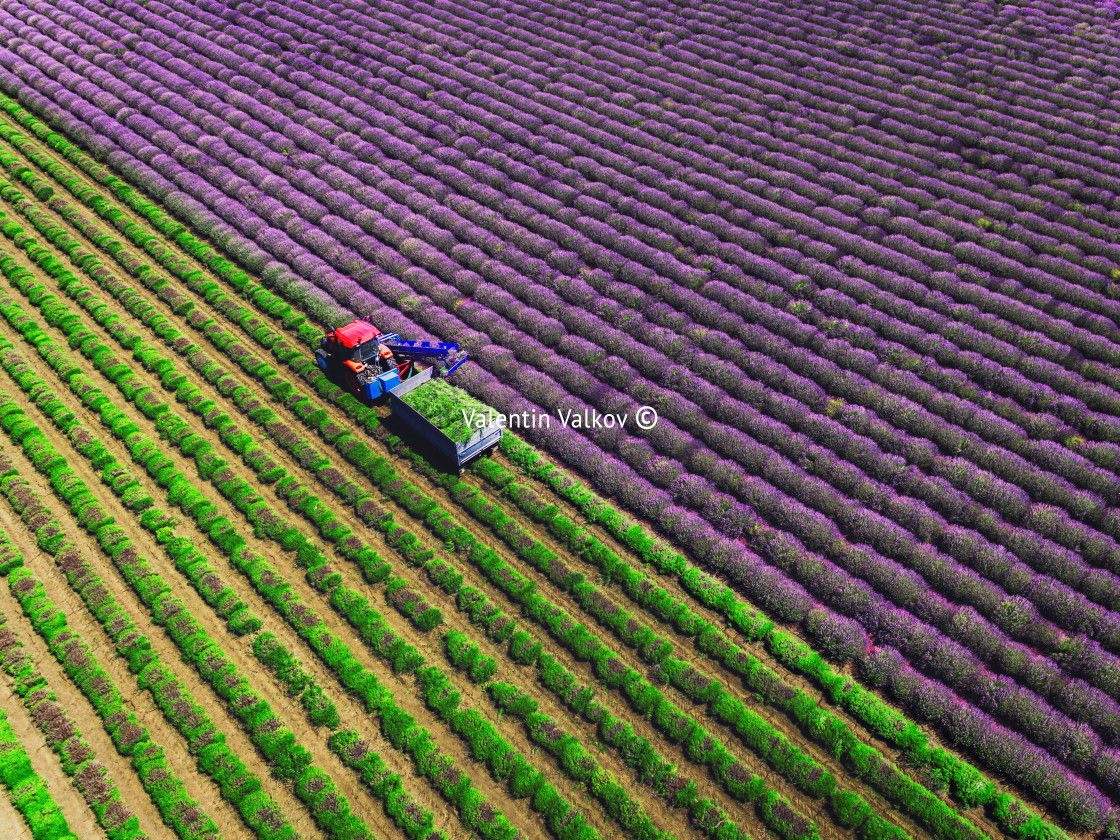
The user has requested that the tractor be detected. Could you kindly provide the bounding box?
[314,316,468,400]
[314,316,499,470]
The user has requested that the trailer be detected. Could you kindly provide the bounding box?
[388,366,504,471]
[315,316,501,469]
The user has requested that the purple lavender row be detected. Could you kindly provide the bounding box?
[336,0,1120,488]
[680,0,1120,191]
[778,0,1120,139]
[539,0,1120,380]
[627,0,1120,141]
[497,0,1120,314]
[472,0,1120,326]
[515,0,1120,379]
[426,0,1120,436]
[262,0,1120,479]
[220,0,1120,512]
[347,0,1120,486]
[398,0,1120,486]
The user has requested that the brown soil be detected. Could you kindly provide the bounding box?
[0,789,34,840]
[0,477,250,840]
[0,506,176,840]
[0,677,109,840]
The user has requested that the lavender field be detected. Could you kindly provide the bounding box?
[0,1,1118,840]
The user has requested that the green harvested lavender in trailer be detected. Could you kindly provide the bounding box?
[402,378,494,444]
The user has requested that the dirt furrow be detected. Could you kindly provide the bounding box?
[0,482,177,840]
[0,476,251,840]
[0,675,108,840]
[0,778,33,840]
[0,401,297,840]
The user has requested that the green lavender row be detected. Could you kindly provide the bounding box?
[0,461,223,840]
[0,256,603,840]
[0,191,705,840]
[0,62,1061,840]
[0,347,518,840]
[0,576,147,840]
[0,406,310,840]
[0,100,654,840]
[0,705,77,840]
[252,633,340,730]
[421,663,679,840]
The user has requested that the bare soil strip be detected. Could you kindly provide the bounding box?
[0,785,33,840]
[0,426,261,840]
[0,675,108,840]
[0,488,176,840]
